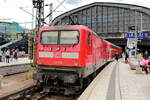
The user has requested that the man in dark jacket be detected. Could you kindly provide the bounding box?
[125,52,129,63]
[115,53,119,61]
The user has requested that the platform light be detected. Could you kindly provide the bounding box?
[37,61,43,65]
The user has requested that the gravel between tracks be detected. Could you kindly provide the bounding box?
[0,72,35,98]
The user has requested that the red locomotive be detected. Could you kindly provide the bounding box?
[34,25,121,94]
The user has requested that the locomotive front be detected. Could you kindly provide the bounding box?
[34,25,86,94]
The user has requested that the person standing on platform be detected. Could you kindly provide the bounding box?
[137,52,143,62]
[140,59,150,74]
[125,52,129,63]
[114,53,119,61]
[2,51,6,62]
[5,49,10,63]
[10,49,14,62]
[143,50,149,60]
[14,49,18,61]
[0,49,2,62]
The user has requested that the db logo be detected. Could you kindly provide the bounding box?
[54,52,62,58]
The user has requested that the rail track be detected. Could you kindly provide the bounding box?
[26,92,78,100]
[0,84,37,100]
[1,84,78,100]
[34,95,78,100]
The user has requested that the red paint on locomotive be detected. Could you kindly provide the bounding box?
[36,25,114,68]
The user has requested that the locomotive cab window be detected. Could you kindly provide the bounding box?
[41,31,58,44]
[41,30,79,45]
[60,31,79,45]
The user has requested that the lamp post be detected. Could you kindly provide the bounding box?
[32,7,34,29]
[45,3,53,25]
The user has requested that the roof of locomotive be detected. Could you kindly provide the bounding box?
[39,25,90,32]
[39,25,121,49]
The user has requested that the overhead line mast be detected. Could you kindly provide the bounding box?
[30,0,66,62]
[31,0,44,64]
[32,0,44,30]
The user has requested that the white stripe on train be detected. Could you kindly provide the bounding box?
[39,52,79,59]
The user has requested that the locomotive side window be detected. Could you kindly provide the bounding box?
[60,31,79,45]
[41,31,58,44]
[88,33,91,45]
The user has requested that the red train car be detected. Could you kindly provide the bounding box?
[105,41,122,60]
[34,25,121,94]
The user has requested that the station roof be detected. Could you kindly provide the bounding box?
[52,2,150,25]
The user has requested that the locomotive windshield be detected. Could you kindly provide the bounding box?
[41,30,79,45]
[41,31,58,44]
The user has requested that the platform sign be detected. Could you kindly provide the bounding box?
[137,33,149,38]
[125,33,148,38]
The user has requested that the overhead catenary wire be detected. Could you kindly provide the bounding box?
[6,0,32,10]
[57,0,68,10]
[5,1,48,25]
[19,7,35,18]
[5,0,66,26]
[6,0,33,17]
[44,0,66,20]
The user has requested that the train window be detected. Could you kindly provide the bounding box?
[60,31,79,45]
[41,31,58,44]
[88,33,91,45]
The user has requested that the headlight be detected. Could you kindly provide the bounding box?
[74,62,78,66]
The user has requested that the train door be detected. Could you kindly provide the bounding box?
[86,32,92,65]
[90,33,97,76]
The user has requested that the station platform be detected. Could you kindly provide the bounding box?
[0,57,32,76]
[0,57,32,67]
[78,58,150,100]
